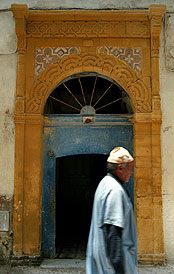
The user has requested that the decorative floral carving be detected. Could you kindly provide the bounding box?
[98,47,142,73]
[26,53,151,114]
[35,47,80,77]
[15,98,25,114]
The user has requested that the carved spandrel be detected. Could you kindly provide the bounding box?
[35,47,80,77]
[98,47,142,73]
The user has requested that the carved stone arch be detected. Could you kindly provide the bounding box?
[26,53,151,114]
[11,4,166,264]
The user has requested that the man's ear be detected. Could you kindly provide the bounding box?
[117,164,123,171]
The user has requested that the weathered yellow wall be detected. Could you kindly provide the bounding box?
[10,4,166,264]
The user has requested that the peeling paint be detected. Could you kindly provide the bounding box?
[0,195,13,263]
[0,195,13,211]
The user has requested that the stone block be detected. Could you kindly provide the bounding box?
[135,156,152,168]
[135,167,152,180]
[151,58,160,95]
[152,135,161,148]
[153,197,163,219]
[136,178,153,197]
[152,145,161,158]
[152,123,161,135]
[137,218,154,254]
[134,134,152,147]
[142,48,151,76]
[134,123,151,135]
[134,144,152,157]
[153,168,162,196]
[152,156,161,168]
[153,197,164,253]
[137,197,153,219]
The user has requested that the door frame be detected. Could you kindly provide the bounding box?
[12,4,166,264]
[42,114,133,257]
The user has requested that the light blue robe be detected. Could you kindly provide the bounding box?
[86,173,137,274]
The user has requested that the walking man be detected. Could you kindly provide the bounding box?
[86,147,137,274]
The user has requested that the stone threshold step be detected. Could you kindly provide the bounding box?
[41,259,86,269]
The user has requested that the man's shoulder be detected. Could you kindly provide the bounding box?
[98,174,124,193]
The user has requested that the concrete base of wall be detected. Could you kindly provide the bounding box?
[10,254,165,266]
[11,255,43,266]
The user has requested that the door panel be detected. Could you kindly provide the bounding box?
[42,115,133,257]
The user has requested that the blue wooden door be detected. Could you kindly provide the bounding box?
[42,114,133,257]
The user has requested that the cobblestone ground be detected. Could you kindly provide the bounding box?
[1,264,174,274]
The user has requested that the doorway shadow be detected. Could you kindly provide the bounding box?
[55,154,108,259]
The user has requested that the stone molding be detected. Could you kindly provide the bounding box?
[27,20,150,38]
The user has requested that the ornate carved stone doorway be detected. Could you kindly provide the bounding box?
[12,4,166,264]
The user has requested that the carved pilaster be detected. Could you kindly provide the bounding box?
[11,4,28,112]
[148,5,166,97]
[11,4,29,255]
[152,95,162,123]
[149,5,166,58]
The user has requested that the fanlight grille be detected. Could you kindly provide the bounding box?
[44,73,133,115]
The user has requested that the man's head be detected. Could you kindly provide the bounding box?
[107,147,134,183]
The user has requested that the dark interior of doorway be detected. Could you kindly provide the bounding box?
[56,154,108,259]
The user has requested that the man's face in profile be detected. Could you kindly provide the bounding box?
[118,161,134,183]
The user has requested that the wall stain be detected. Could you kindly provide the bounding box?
[3,109,15,141]
[163,126,172,133]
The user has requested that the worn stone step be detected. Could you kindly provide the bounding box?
[41,259,86,273]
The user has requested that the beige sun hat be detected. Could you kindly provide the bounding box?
[107,147,134,164]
